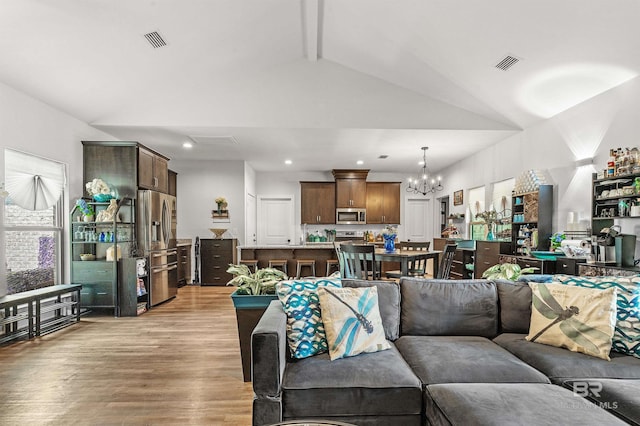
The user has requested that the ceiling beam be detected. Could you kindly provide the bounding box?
[302,0,321,61]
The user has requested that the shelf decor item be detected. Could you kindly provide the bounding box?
[75,198,95,222]
[85,178,117,202]
[215,196,227,214]
[382,225,397,253]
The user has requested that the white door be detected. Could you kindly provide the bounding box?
[257,195,294,245]
[245,193,257,246]
[405,198,432,242]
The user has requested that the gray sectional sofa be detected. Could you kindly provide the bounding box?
[251,277,640,425]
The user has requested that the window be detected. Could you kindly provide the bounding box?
[3,149,65,294]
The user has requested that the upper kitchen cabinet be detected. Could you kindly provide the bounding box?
[300,182,335,224]
[138,147,169,193]
[82,142,170,195]
[366,182,401,224]
[333,169,368,208]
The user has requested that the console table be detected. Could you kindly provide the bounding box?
[0,284,82,343]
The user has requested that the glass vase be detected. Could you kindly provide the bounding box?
[383,234,396,253]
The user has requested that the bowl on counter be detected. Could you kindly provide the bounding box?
[80,253,96,261]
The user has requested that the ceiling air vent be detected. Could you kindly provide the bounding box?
[378,155,389,159]
[144,31,167,48]
[495,55,521,71]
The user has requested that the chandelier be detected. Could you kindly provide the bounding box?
[406,146,443,195]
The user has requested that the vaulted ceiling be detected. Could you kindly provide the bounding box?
[1,0,639,172]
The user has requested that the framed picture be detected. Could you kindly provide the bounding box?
[453,190,463,206]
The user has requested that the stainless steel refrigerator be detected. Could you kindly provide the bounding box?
[137,190,178,306]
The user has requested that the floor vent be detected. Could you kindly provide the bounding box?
[144,31,167,48]
[495,55,520,71]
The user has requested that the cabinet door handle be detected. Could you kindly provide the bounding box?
[562,263,568,268]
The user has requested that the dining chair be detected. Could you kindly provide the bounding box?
[385,241,431,279]
[340,243,378,280]
[436,243,458,279]
[333,241,349,278]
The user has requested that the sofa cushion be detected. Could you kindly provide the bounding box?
[494,333,640,383]
[495,279,532,334]
[281,343,422,417]
[399,278,498,337]
[527,283,617,360]
[395,335,549,385]
[562,378,640,425]
[342,279,401,340]
[276,278,342,359]
[552,274,640,359]
[425,383,628,426]
[318,286,391,360]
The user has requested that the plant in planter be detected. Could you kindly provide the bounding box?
[481,263,538,281]
[226,264,287,382]
[226,264,286,295]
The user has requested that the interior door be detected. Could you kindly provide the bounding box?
[405,198,432,242]
[246,193,257,246]
[257,195,294,245]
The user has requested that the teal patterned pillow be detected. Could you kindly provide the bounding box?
[553,274,640,358]
[276,278,342,359]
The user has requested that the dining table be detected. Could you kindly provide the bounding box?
[374,248,442,278]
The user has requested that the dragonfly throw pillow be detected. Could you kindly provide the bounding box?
[318,286,390,360]
[276,278,342,359]
[526,283,617,360]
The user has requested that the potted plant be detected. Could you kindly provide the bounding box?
[481,262,538,281]
[226,264,287,381]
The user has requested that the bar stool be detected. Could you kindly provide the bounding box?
[239,259,259,273]
[295,259,316,278]
[325,259,339,276]
[268,259,288,276]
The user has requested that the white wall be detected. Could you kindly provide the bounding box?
[441,76,640,256]
[0,81,115,296]
[170,159,246,246]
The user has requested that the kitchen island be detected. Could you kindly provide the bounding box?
[238,244,337,277]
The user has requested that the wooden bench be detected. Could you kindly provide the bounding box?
[0,284,82,343]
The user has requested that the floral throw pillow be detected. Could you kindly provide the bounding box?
[526,283,617,360]
[318,286,390,360]
[276,278,342,359]
[551,274,640,359]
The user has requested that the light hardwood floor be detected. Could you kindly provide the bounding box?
[0,286,254,425]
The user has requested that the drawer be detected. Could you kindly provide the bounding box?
[72,261,115,283]
[476,241,502,257]
[556,258,584,275]
[80,282,115,307]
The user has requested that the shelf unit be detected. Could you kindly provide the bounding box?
[511,185,553,254]
[591,172,640,234]
[70,198,135,316]
[118,258,149,316]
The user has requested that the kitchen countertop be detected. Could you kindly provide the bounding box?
[239,243,336,249]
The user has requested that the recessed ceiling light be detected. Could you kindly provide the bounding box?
[356,160,364,165]
[182,142,193,149]
[285,160,292,165]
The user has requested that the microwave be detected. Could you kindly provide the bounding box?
[336,208,366,225]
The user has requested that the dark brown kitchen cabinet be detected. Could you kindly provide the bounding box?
[300,182,336,224]
[475,241,512,278]
[333,169,368,208]
[366,182,401,224]
[139,147,169,193]
[200,238,238,285]
[82,141,170,195]
[168,169,177,197]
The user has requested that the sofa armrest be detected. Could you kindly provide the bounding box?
[252,300,287,397]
